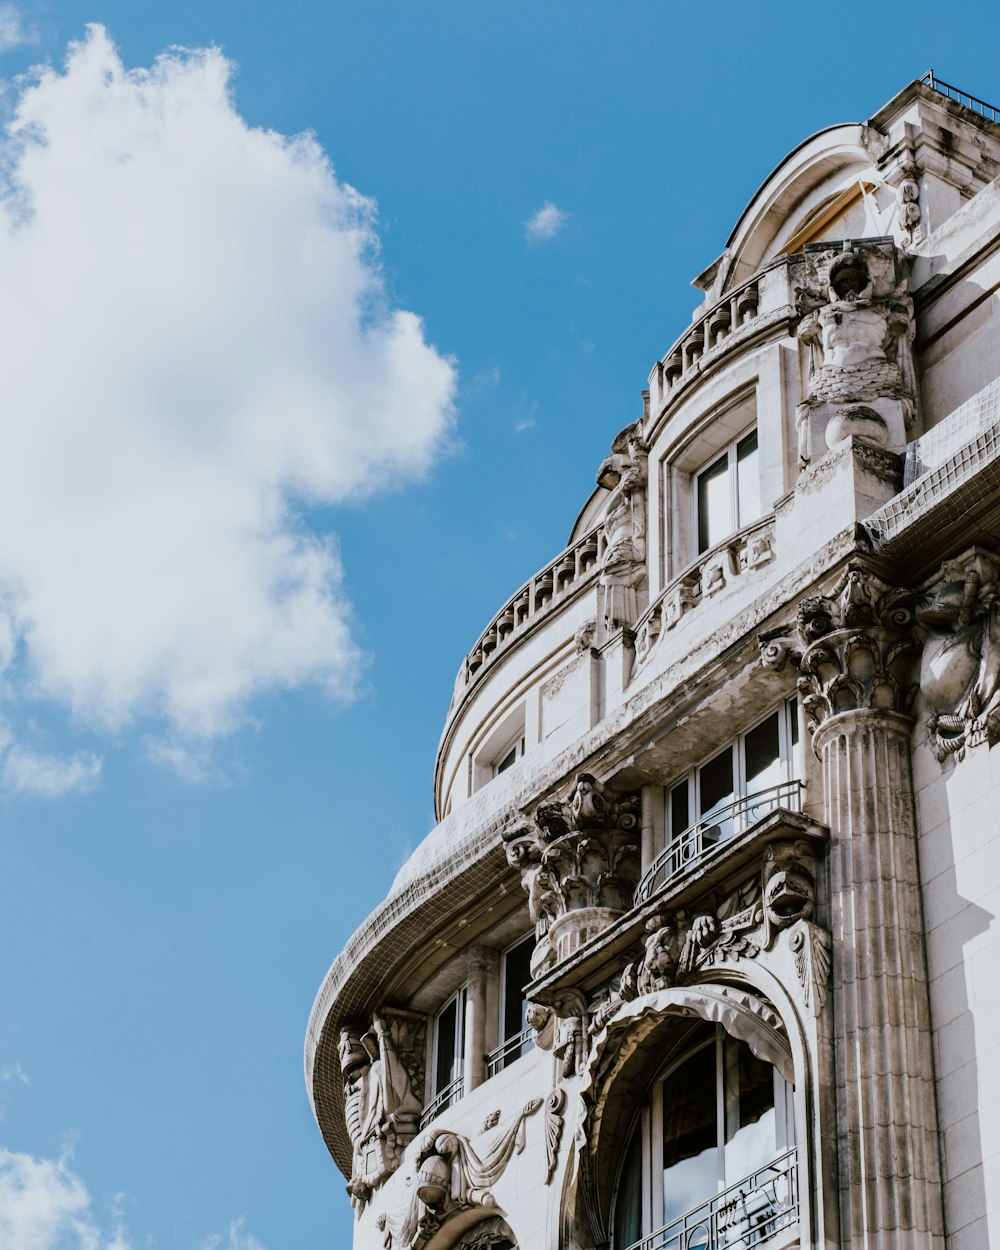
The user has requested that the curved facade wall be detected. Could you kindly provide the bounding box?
[307,79,1000,1250]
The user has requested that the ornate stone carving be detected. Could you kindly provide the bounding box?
[763,563,919,735]
[377,1101,542,1249]
[794,242,917,463]
[340,1011,425,1210]
[524,1001,555,1050]
[503,774,641,976]
[595,421,647,631]
[543,1088,566,1184]
[918,550,1000,760]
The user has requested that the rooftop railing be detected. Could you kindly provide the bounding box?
[450,523,606,706]
[635,780,804,905]
[920,71,1000,124]
[486,1027,534,1078]
[419,1075,464,1129]
[622,1148,799,1250]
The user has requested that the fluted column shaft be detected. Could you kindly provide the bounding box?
[815,707,942,1249]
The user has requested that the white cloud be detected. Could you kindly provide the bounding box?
[0,1147,131,1250]
[1,745,102,796]
[525,201,568,241]
[200,1217,268,1250]
[0,27,456,775]
[0,6,30,53]
[1,1062,30,1084]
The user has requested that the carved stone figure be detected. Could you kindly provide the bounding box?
[595,421,647,631]
[339,1012,424,1210]
[896,170,922,247]
[794,242,917,463]
[378,1101,542,1249]
[503,775,640,975]
[918,551,1000,760]
[635,912,684,994]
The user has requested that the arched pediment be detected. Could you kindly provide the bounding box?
[708,123,889,295]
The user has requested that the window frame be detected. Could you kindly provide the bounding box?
[692,423,761,556]
[429,986,467,1110]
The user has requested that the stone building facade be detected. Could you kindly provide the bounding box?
[305,76,1000,1250]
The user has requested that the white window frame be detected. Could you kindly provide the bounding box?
[692,424,760,555]
[429,987,466,1109]
[665,700,800,845]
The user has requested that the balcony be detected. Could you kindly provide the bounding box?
[448,523,606,710]
[636,781,804,905]
[419,1075,464,1129]
[634,516,776,672]
[486,1027,534,1078]
[623,1148,799,1250]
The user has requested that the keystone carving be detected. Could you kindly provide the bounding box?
[503,774,641,977]
[761,563,919,735]
[794,242,917,463]
[595,420,647,631]
[918,550,1000,760]
[340,1011,425,1211]
[377,1100,542,1249]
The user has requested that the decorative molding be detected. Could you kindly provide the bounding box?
[339,1011,425,1211]
[918,549,1000,760]
[544,1088,566,1185]
[377,1101,542,1250]
[503,774,640,977]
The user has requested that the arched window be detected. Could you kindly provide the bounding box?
[612,1022,796,1250]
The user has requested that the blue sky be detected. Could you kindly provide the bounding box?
[0,3,998,1248]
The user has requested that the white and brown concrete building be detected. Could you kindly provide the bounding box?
[305,75,1000,1250]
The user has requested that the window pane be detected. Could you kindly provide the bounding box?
[698,748,734,844]
[614,1124,643,1249]
[723,1033,777,1184]
[435,999,460,1092]
[736,430,761,527]
[669,780,689,839]
[697,453,730,553]
[502,937,534,1043]
[744,713,782,796]
[496,743,518,774]
[662,1039,719,1227]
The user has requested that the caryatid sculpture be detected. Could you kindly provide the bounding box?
[595,421,647,632]
[795,242,918,464]
[339,1013,423,1210]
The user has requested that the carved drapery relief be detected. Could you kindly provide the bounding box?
[595,420,647,631]
[340,1011,425,1210]
[918,550,1000,760]
[377,1100,541,1250]
[794,242,917,464]
[762,562,919,736]
[503,774,641,977]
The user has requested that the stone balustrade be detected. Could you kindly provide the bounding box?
[634,514,776,669]
[649,273,764,413]
[451,524,606,701]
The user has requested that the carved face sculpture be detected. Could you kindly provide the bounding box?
[570,774,608,828]
[764,867,815,928]
[828,250,872,302]
[339,1028,369,1078]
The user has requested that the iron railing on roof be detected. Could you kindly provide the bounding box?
[919,71,1000,123]
[621,1147,799,1250]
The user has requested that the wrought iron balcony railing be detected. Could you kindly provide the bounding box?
[635,780,804,905]
[486,1027,534,1078]
[622,1147,799,1250]
[419,1075,464,1129]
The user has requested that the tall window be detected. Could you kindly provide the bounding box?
[488,935,534,1076]
[666,701,800,853]
[695,428,762,554]
[423,988,466,1125]
[612,1024,796,1250]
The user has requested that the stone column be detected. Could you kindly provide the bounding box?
[464,946,497,1094]
[791,564,944,1248]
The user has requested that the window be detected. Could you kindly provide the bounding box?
[667,701,800,856]
[423,988,466,1125]
[488,935,535,1076]
[612,1024,796,1250]
[494,731,525,777]
[695,428,762,554]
